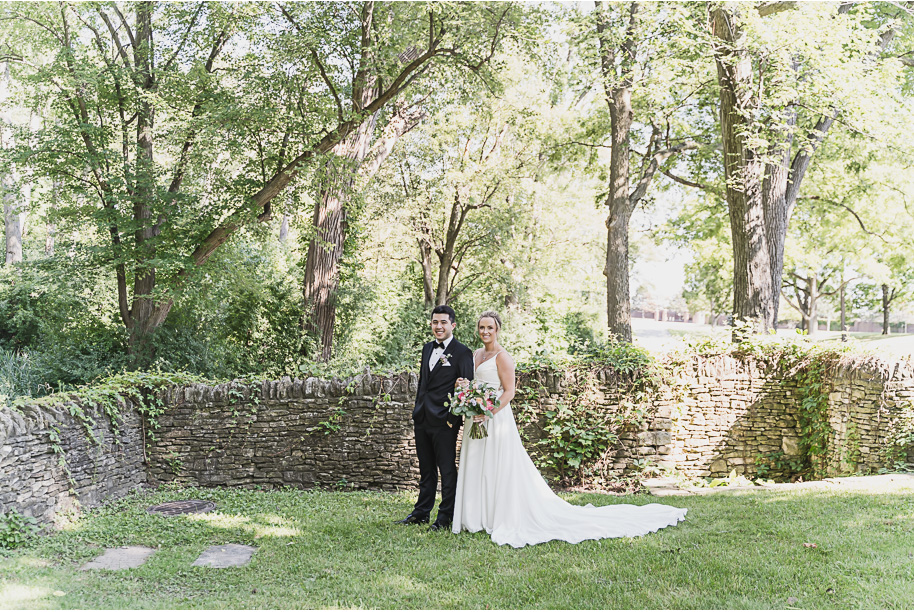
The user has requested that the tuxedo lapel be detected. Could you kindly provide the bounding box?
[420,343,432,381]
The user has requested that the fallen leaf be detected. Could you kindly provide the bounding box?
[52,591,66,597]
[787,597,799,605]
[826,588,835,595]
[803,542,817,548]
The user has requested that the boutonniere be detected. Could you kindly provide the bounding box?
[439,353,453,366]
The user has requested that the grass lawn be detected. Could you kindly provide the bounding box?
[1,484,913,609]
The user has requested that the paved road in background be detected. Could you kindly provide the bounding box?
[631,317,914,359]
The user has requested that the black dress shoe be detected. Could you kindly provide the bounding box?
[428,519,452,532]
[394,513,429,525]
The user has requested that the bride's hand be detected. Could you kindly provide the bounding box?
[472,414,489,423]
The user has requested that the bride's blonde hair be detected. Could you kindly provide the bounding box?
[477,310,503,331]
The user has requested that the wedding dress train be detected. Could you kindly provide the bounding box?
[452,355,686,548]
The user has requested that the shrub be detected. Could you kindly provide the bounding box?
[0,510,40,549]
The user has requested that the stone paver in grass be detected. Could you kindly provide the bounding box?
[80,546,156,571]
[192,544,257,568]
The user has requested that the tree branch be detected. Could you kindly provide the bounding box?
[629,140,700,205]
[161,3,204,73]
[277,4,345,122]
[168,29,229,194]
[96,8,135,77]
[111,4,137,50]
[659,167,723,197]
[758,2,798,17]
[3,12,63,44]
[359,103,426,179]
[312,47,345,123]
[799,195,889,242]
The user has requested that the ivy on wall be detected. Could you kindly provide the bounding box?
[514,341,667,487]
[2,371,208,488]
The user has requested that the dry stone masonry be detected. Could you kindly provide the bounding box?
[146,373,420,490]
[3,353,914,526]
[0,399,146,526]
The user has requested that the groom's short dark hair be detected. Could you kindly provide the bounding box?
[431,305,456,324]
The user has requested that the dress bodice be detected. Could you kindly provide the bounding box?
[474,353,502,389]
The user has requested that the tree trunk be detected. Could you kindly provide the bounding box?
[278,213,291,243]
[882,283,891,335]
[1,61,22,266]
[126,1,163,366]
[418,238,436,308]
[597,1,639,343]
[806,273,817,337]
[302,114,376,360]
[19,175,30,241]
[435,247,452,307]
[712,8,776,334]
[711,6,840,337]
[605,203,632,341]
[46,178,58,256]
[430,189,465,307]
[839,270,846,332]
[3,173,22,265]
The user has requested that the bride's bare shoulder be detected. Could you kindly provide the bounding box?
[495,349,515,369]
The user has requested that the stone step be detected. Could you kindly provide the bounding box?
[80,546,156,571]
[79,543,258,571]
[192,544,257,568]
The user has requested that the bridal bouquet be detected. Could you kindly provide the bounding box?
[446,380,499,439]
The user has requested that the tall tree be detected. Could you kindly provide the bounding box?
[709,2,911,334]
[3,1,526,364]
[380,56,545,309]
[290,3,529,359]
[1,61,24,265]
[579,2,710,341]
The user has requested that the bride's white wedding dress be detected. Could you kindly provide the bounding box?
[453,353,687,548]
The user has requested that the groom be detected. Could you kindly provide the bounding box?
[396,304,474,531]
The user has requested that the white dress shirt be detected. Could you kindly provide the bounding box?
[428,335,454,370]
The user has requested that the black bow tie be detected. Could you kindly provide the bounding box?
[433,341,446,350]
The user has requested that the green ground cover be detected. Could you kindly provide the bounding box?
[2,485,913,609]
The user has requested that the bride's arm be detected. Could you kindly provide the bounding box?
[493,351,516,413]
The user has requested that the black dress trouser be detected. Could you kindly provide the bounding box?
[412,418,460,521]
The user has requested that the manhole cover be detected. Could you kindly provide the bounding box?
[146,500,216,516]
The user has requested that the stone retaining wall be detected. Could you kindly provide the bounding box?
[145,373,420,490]
[4,353,914,526]
[593,355,914,480]
[0,400,145,526]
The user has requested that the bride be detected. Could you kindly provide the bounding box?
[452,310,686,548]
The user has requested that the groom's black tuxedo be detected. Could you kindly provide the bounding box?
[411,336,474,524]
[414,338,474,427]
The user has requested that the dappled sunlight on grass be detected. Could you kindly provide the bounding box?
[1,485,912,609]
[182,512,302,538]
[9,556,52,569]
[0,582,52,606]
